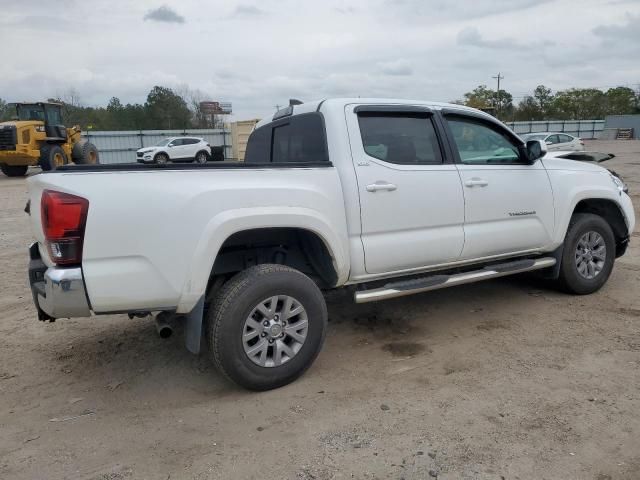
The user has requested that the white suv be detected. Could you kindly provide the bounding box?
[136,137,211,164]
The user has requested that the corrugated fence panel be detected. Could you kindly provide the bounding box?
[83,129,232,164]
[504,120,605,139]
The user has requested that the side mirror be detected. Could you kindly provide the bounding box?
[545,141,552,145]
[168,143,174,148]
[526,139,547,163]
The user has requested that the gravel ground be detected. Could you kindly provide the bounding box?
[1,140,639,480]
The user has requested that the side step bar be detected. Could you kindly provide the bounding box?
[354,257,556,304]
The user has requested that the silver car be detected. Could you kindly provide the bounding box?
[521,132,584,152]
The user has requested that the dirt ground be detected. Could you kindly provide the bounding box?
[1,140,639,480]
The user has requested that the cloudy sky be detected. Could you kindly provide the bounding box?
[1,0,639,120]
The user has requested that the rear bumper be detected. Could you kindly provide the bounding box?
[28,243,90,320]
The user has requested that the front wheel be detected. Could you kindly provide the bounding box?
[195,151,209,164]
[154,152,169,164]
[208,264,328,390]
[40,145,67,171]
[557,213,615,295]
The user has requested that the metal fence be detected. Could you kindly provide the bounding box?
[83,129,232,164]
[504,120,605,139]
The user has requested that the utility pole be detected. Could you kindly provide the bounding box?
[492,72,504,117]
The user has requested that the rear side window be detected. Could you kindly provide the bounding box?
[245,113,328,163]
[357,113,443,164]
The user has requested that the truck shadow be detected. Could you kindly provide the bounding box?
[42,273,563,398]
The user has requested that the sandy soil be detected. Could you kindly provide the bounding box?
[1,140,639,480]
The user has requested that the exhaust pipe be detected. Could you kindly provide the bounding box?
[155,313,173,339]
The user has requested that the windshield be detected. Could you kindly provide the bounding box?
[155,138,172,146]
[16,104,45,122]
[522,134,547,141]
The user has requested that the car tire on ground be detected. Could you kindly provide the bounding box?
[195,150,209,164]
[39,144,67,171]
[557,213,615,295]
[154,152,169,164]
[1,165,28,177]
[72,141,100,164]
[208,264,328,391]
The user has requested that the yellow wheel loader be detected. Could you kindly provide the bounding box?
[0,102,99,177]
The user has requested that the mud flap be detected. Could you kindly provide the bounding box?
[185,296,205,354]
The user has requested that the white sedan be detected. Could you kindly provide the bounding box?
[136,137,211,164]
[521,132,584,152]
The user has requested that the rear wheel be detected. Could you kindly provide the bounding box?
[39,145,67,171]
[155,152,169,164]
[208,264,328,390]
[1,165,28,177]
[72,141,99,164]
[195,150,209,164]
[557,213,615,294]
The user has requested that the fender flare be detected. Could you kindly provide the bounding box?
[176,206,349,313]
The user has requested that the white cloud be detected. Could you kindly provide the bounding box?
[0,0,639,119]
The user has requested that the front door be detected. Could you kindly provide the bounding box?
[346,105,466,275]
[443,113,555,260]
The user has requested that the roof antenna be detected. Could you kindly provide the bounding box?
[289,99,303,106]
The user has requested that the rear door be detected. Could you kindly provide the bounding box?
[557,134,576,150]
[346,105,465,274]
[183,138,200,158]
[443,113,554,260]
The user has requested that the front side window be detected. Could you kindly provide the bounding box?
[446,117,521,164]
[357,113,442,165]
[45,107,63,126]
[546,134,560,144]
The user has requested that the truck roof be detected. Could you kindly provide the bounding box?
[256,98,495,129]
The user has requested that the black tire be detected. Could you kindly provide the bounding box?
[208,264,328,391]
[39,144,67,171]
[1,165,28,177]
[72,141,99,164]
[154,152,169,164]
[557,213,615,295]
[195,150,209,164]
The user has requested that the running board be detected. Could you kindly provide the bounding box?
[354,257,556,304]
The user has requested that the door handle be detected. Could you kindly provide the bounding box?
[464,178,488,188]
[366,182,397,192]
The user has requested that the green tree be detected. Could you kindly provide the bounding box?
[532,85,554,116]
[0,98,12,122]
[551,88,606,120]
[605,87,638,115]
[514,96,543,121]
[461,84,513,118]
[145,86,191,130]
[462,85,495,109]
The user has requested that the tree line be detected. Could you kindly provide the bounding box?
[456,84,640,121]
[0,85,223,131]
[1,83,639,130]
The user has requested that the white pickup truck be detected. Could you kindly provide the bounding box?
[26,98,634,390]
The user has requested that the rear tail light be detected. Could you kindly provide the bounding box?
[41,190,89,265]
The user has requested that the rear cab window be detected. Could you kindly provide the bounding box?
[245,113,329,164]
